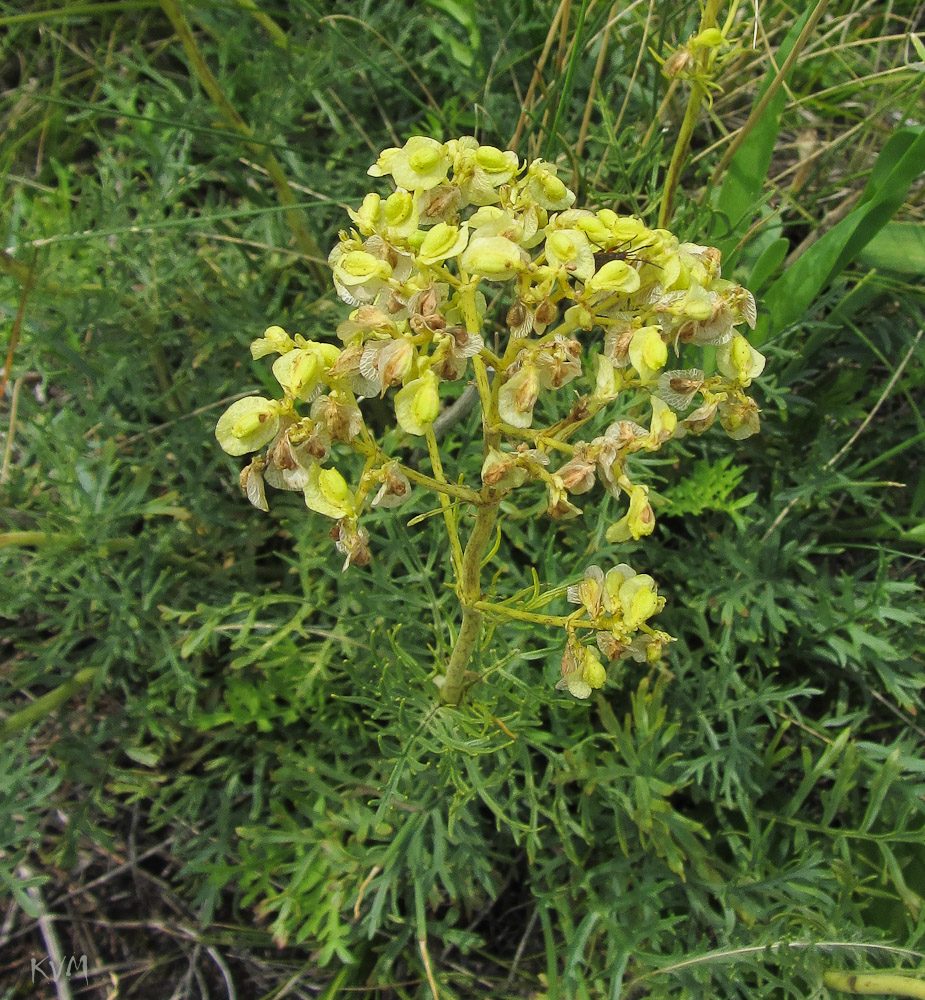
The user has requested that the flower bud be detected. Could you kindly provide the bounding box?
[251,325,294,359]
[347,192,382,234]
[691,27,725,49]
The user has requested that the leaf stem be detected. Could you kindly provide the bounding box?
[425,427,464,577]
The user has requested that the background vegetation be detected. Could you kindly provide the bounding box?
[1,1,924,997]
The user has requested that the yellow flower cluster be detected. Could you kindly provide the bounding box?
[559,564,672,698]
[215,136,765,696]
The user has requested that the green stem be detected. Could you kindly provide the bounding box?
[824,972,925,998]
[657,0,724,229]
[441,500,500,705]
[0,668,99,740]
[399,464,481,504]
[425,427,464,577]
[158,0,325,285]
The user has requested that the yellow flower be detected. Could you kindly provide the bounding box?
[606,485,655,543]
[498,364,540,428]
[647,396,678,447]
[418,222,469,265]
[524,160,576,211]
[618,573,661,630]
[544,229,595,283]
[346,192,382,235]
[566,565,605,618]
[717,335,766,385]
[584,258,642,296]
[328,245,393,305]
[303,465,354,519]
[628,326,668,383]
[215,397,281,456]
[272,342,340,401]
[370,136,451,191]
[557,638,607,699]
[382,190,418,240]
[719,396,761,440]
[394,369,440,436]
[459,236,526,280]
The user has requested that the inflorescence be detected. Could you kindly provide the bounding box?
[216,136,764,698]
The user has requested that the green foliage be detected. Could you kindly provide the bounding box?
[2,1,924,996]
[662,455,756,521]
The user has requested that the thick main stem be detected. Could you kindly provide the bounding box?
[441,500,499,705]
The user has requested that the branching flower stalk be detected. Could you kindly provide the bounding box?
[215,136,764,706]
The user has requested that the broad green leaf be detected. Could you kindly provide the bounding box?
[757,126,925,344]
[856,221,925,275]
[748,236,789,294]
[711,7,816,264]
